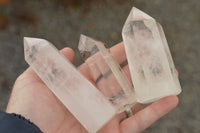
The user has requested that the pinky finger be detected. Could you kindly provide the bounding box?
[120,95,179,133]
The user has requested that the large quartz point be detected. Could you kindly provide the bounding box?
[24,37,116,133]
[122,7,182,103]
[78,35,136,113]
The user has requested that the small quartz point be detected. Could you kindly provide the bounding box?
[78,35,136,113]
[24,37,116,133]
[122,7,182,103]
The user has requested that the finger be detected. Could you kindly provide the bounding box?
[78,63,95,84]
[120,95,179,133]
[110,42,126,65]
[99,113,125,133]
[131,103,150,114]
[78,42,126,81]
[121,65,131,82]
[60,47,75,63]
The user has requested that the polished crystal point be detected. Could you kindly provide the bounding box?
[78,35,136,113]
[24,37,116,133]
[122,7,182,103]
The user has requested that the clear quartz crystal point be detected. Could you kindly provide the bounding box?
[122,7,182,103]
[24,37,116,133]
[78,35,136,113]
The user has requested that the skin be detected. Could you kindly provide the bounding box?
[6,42,179,133]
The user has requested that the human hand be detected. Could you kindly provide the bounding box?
[6,42,179,133]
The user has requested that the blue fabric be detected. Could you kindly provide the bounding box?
[0,111,42,133]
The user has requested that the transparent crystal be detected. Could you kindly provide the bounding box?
[122,7,182,103]
[24,37,116,133]
[78,35,136,113]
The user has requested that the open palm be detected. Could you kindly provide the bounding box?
[6,42,178,133]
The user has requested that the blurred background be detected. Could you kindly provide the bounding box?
[0,0,199,132]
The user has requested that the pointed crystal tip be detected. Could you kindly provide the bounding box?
[122,7,154,33]
[24,37,48,48]
[129,7,153,21]
[24,37,49,61]
[78,34,100,60]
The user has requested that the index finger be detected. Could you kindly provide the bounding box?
[78,42,127,82]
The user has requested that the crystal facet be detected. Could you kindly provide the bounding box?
[78,35,136,113]
[24,37,116,133]
[122,7,182,103]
